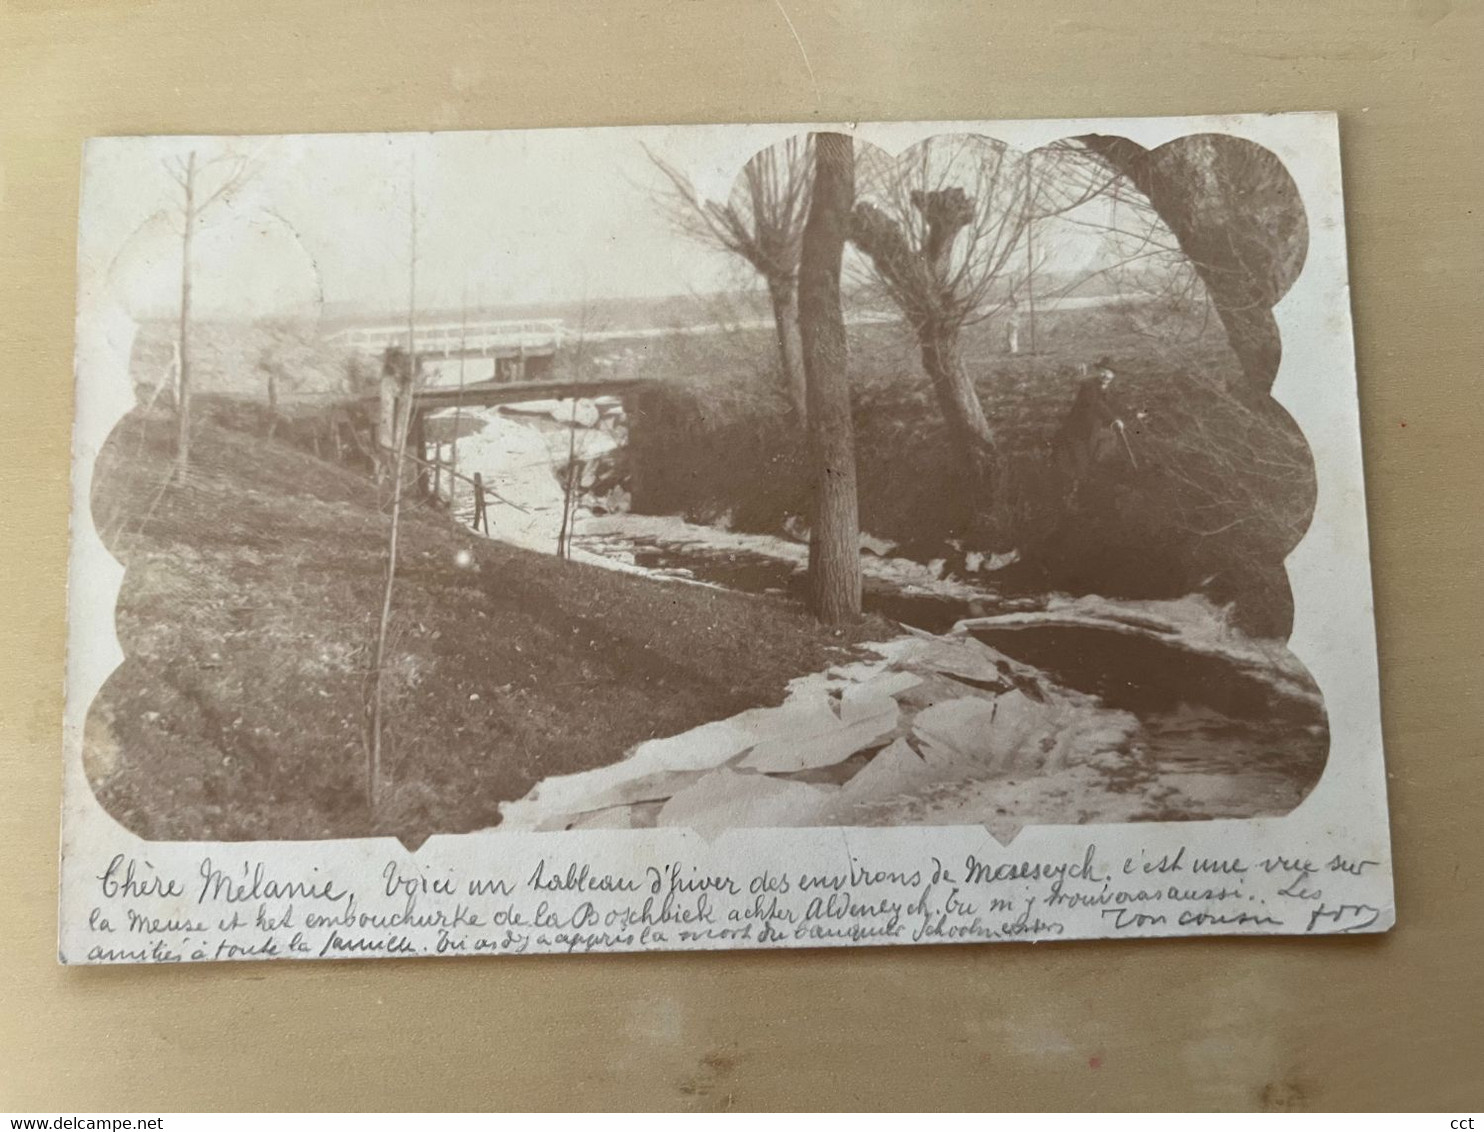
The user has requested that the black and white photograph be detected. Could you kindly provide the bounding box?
[15,0,1482,1113]
[61,114,1391,963]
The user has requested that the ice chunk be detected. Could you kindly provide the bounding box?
[738,696,898,773]
[840,737,927,804]
[657,769,835,832]
[911,691,1047,773]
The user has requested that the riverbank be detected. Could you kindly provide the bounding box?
[409,396,1326,834]
[500,621,1326,836]
[86,409,896,846]
[621,310,1315,638]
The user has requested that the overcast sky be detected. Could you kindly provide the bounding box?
[94,129,748,321]
[89,126,1119,324]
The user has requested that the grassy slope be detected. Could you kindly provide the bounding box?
[87,411,890,845]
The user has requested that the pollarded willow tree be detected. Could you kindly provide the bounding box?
[647,136,813,419]
[849,136,1110,547]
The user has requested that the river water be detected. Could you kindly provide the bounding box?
[574,528,1329,822]
[446,400,1328,822]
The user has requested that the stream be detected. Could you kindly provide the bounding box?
[444,400,1328,822]
[573,526,1329,821]
[610,535,999,633]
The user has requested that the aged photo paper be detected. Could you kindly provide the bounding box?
[61,113,1393,965]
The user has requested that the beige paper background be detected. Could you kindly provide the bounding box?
[1,0,1479,1112]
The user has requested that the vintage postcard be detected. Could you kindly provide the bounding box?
[61,113,1392,964]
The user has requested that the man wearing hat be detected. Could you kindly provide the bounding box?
[1054,357,1124,490]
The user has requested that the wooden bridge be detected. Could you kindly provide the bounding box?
[331,318,566,384]
[330,317,565,359]
[361,374,650,418]
[338,316,655,503]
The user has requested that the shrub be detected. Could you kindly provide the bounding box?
[626,310,1315,637]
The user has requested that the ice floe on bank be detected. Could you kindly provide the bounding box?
[436,401,1322,836]
[497,632,1146,835]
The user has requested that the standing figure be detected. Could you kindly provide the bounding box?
[1053,358,1124,497]
[1004,295,1022,355]
[471,471,490,535]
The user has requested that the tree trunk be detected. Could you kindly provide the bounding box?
[175,151,196,473]
[409,409,429,497]
[767,278,807,420]
[1077,133,1286,390]
[368,392,411,810]
[918,330,999,544]
[798,132,861,625]
[367,167,419,811]
[452,297,467,494]
[848,192,1006,550]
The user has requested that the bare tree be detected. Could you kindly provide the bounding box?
[367,160,420,811]
[647,137,813,418]
[849,138,1110,546]
[449,283,471,497]
[161,148,254,472]
[799,133,861,625]
[848,138,1033,545]
[1068,133,1308,390]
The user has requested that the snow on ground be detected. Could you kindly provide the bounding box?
[443,406,1322,837]
[574,515,1312,711]
[429,402,619,555]
[577,512,1000,603]
[437,406,1315,703]
[434,406,1012,602]
[496,622,1320,837]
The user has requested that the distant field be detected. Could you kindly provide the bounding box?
[127,282,1147,401]
[129,318,361,406]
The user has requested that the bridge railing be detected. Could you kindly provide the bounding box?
[330,319,565,358]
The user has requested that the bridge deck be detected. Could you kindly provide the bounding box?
[371,376,652,412]
[331,319,564,359]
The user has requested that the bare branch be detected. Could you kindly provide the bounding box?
[643,136,813,289]
[850,136,1036,335]
[192,154,256,216]
[644,136,814,414]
